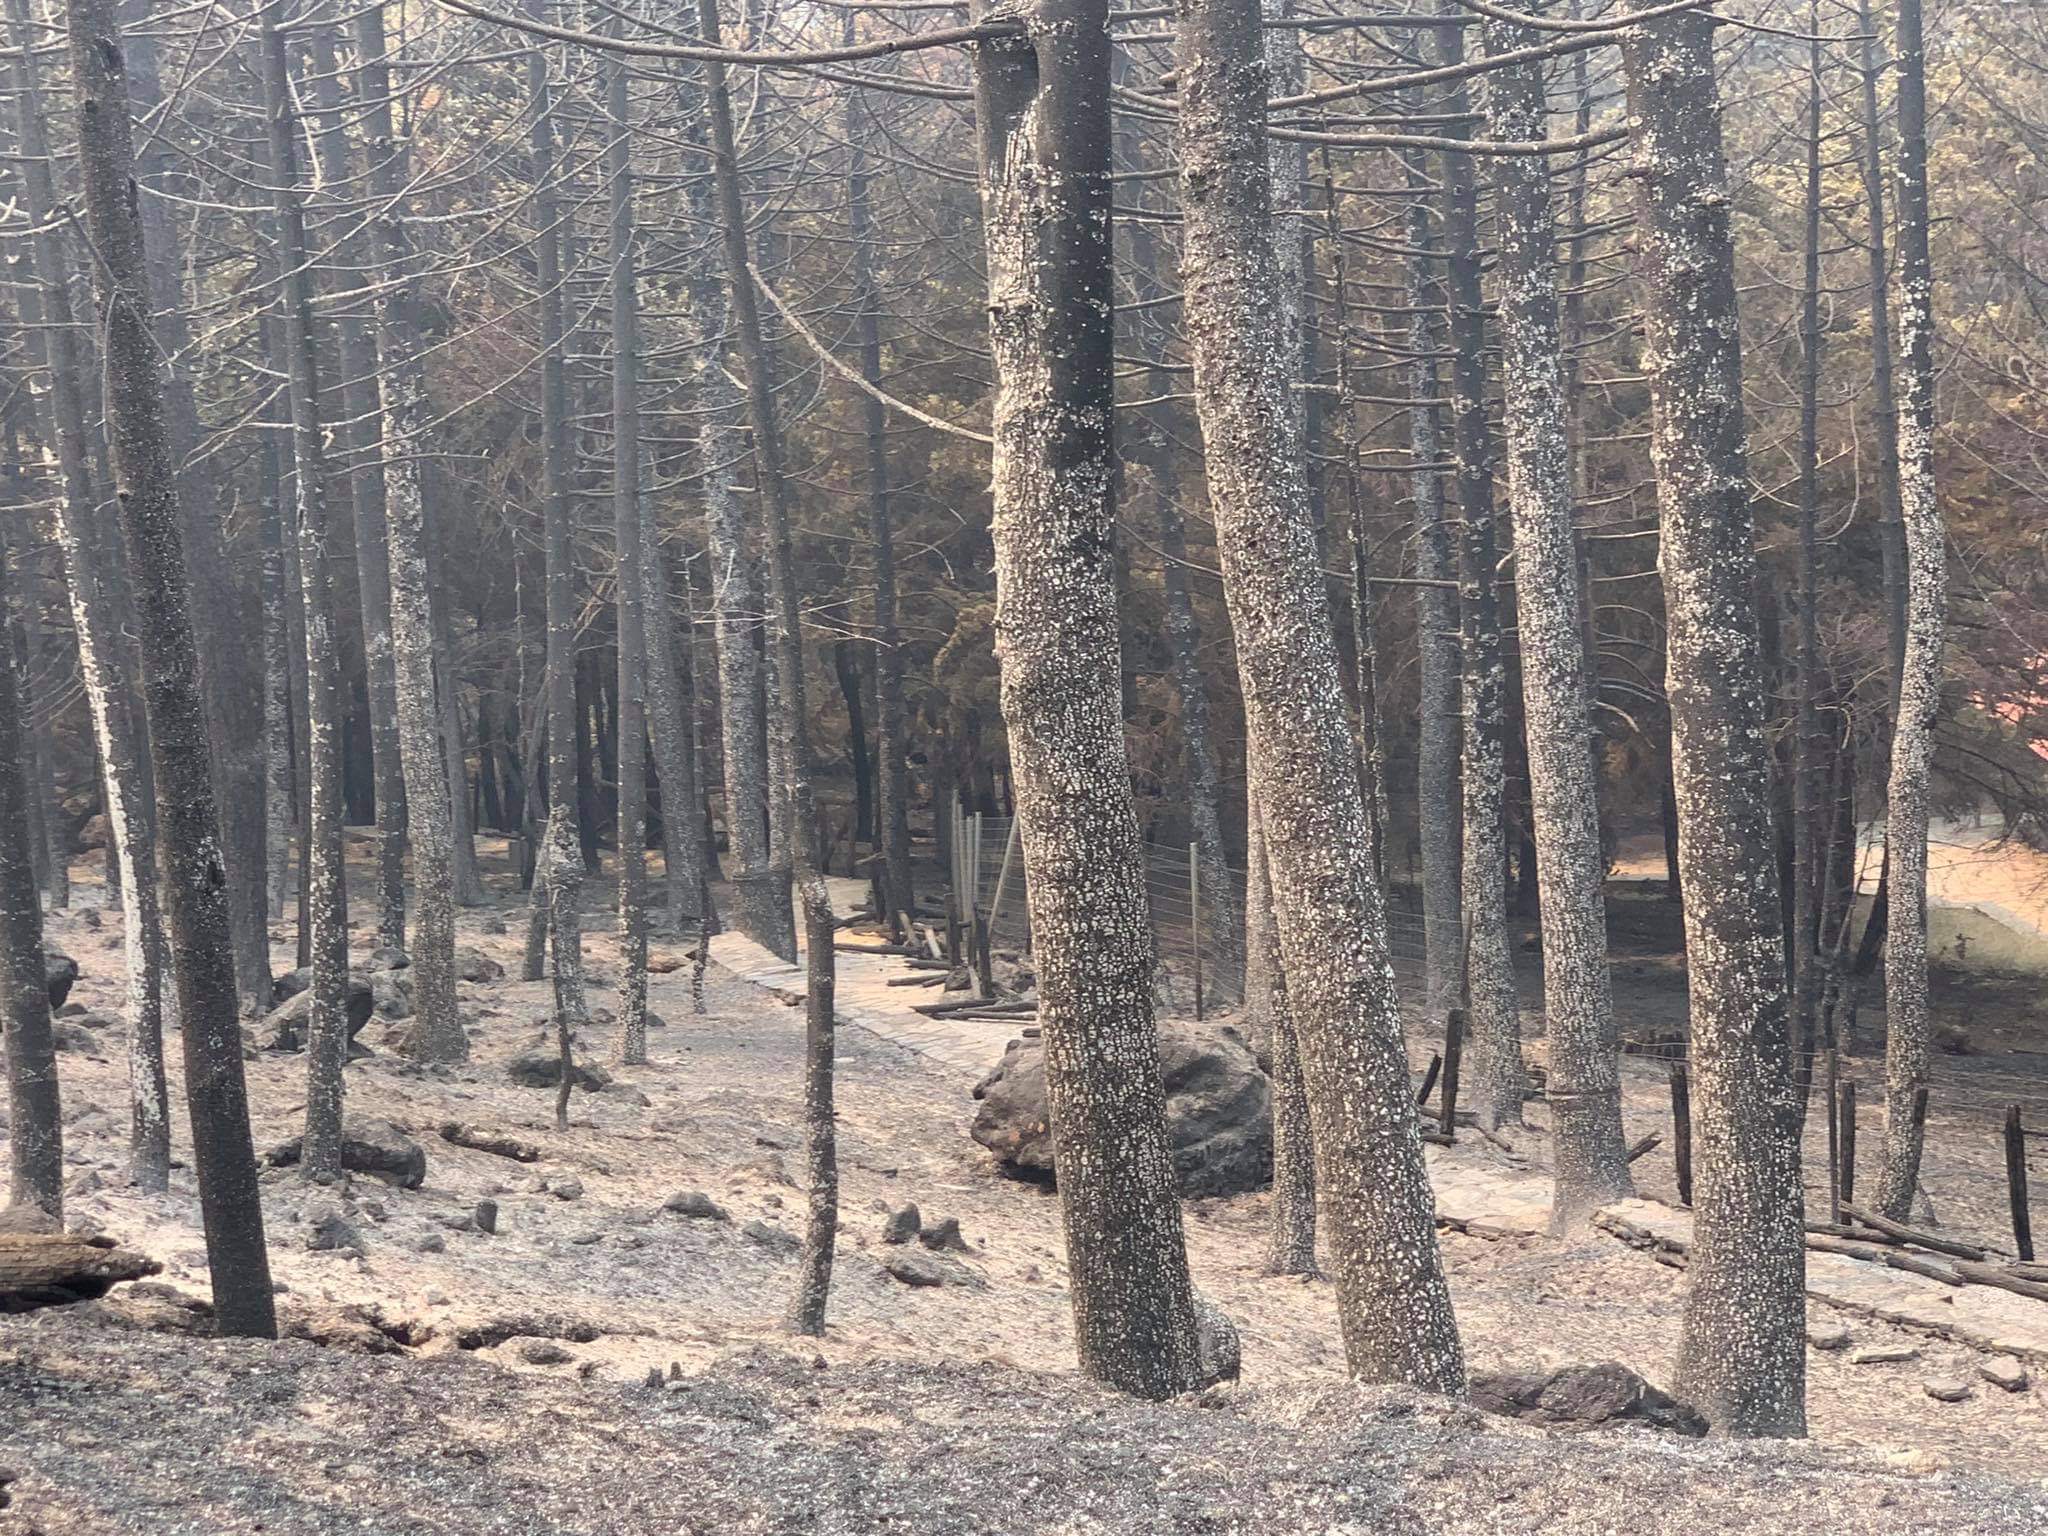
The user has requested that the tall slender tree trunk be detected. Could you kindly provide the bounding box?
[1874,0,1945,1222]
[1174,0,1464,1392]
[4,0,170,1189]
[353,0,466,1062]
[124,0,271,1000]
[697,0,839,1334]
[1248,798,1315,1275]
[843,54,915,930]
[1436,14,1522,1128]
[257,1,352,1177]
[969,0,1205,1398]
[1479,4,1630,1215]
[645,521,708,934]
[0,555,62,1218]
[63,0,278,1332]
[607,46,651,1068]
[1620,2,1805,1436]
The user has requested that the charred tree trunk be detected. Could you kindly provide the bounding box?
[1874,0,1944,1223]
[63,0,277,1332]
[1175,0,1464,1391]
[1620,3,1805,1436]
[1479,4,1630,1217]
[970,0,1205,1398]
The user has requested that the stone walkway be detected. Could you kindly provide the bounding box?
[706,918,2048,1367]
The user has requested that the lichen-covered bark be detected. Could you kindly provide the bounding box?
[256,4,353,1179]
[1621,4,1805,1436]
[4,0,170,1190]
[1175,0,1463,1392]
[970,0,1204,1399]
[1434,16,1523,1130]
[353,0,465,1064]
[0,555,63,1218]
[1479,6,1629,1217]
[1873,0,1945,1225]
[63,0,277,1332]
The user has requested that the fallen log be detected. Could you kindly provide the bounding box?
[1842,1202,1990,1263]
[439,1122,543,1163]
[1805,1233,1961,1286]
[1952,1260,2048,1305]
[0,1232,161,1312]
[1624,1132,1662,1164]
[885,973,949,988]
[834,941,918,957]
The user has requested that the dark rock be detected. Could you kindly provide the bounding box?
[369,972,413,1021]
[303,1204,364,1254]
[882,1204,921,1245]
[918,1216,969,1254]
[260,975,375,1052]
[518,1339,573,1366]
[366,947,410,971]
[546,1177,585,1202]
[455,946,505,983]
[971,1021,1272,1196]
[880,1249,947,1288]
[50,1021,103,1056]
[741,1220,799,1254]
[506,1050,612,1092]
[69,1010,120,1032]
[663,1191,729,1222]
[474,1199,499,1235]
[413,1233,446,1255]
[43,952,78,1010]
[264,1118,428,1189]
[1469,1363,1706,1437]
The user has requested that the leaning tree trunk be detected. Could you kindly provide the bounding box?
[0,555,63,1219]
[353,0,467,1063]
[1620,1,1806,1437]
[3,0,170,1190]
[969,0,1205,1398]
[63,0,277,1333]
[697,0,839,1336]
[606,45,652,1068]
[1175,0,1463,1392]
[257,1,353,1177]
[1873,0,1945,1225]
[1480,4,1630,1218]
[1436,15,1522,1130]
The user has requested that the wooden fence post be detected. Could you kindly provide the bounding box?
[2008,1104,2035,1263]
[1669,1063,1692,1207]
[1439,1007,1464,1139]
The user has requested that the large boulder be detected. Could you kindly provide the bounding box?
[43,952,78,1011]
[970,1020,1271,1196]
[257,975,376,1053]
[455,946,505,984]
[264,1117,428,1189]
[1468,1363,1706,1437]
[506,1049,612,1092]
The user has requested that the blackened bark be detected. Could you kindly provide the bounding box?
[1621,3,1805,1436]
[64,0,277,1332]
[970,0,1204,1397]
[0,555,62,1218]
[1479,4,1629,1217]
[1175,0,1463,1391]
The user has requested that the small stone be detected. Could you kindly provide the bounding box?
[1807,1323,1851,1351]
[518,1339,573,1366]
[436,1210,478,1234]
[881,1203,921,1245]
[1923,1377,1970,1403]
[880,1250,946,1288]
[412,1233,447,1255]
[547,1177,585,1202]
[918,1216,969,1254]
[474,1199,499,1234]
[616,1233,646,1251]
[662,1191,728,1222]
[1979,1356,2029,1393]
[1848,1344,1919,1366]
[741,1220,798,1254]
[569,1231,603,1246]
